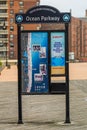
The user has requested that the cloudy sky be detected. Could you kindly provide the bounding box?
[40,0,87,17]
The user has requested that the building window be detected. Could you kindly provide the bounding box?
[10,10,14,15]
[21,26,24,30]
[19,9,24,13]
[10,51,14,58]
[10,26,14,31]
[0,34,7,38]
[0,27,2,30]
[10,34,14,40]
[19,1,24,6]
[10,42,14,47]
[0,43,3,47]
[36,2,40,6]
[0,9,7,13]
[0,1,6,5]
[0,18,7,22]
[10,18,14,23]
[10,1,14,6]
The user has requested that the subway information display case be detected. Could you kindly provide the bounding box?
[15,5,71,124]
[21,31,66,94]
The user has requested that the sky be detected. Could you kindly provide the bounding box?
[40,0,87,17]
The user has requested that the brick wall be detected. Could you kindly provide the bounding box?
[8,0,40,59]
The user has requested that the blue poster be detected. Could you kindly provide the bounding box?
[51,32,65,75]
[22,32,49,93]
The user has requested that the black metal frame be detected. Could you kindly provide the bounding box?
[17,24,23,124]
[20,30,66,95]
[16,3,71,125]
[17,25,70,124]
[65,23,70,123]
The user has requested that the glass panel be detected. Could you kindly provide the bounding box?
[21,32,49,93]
[51,32,65,75]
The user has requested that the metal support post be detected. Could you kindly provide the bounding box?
[65,23,71,123]
[17,24,23,124]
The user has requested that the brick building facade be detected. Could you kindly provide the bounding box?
[0,0,40,59]
[70,16,87,61]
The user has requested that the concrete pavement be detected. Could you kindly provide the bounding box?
[0,63,87,130]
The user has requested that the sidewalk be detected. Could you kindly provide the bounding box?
[0,63,87,130]
[0,80,87,130]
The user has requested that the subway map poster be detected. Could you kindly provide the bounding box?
[21,32,49,93]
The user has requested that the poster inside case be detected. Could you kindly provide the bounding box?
[51,32,65,75]
[21,32,49,93]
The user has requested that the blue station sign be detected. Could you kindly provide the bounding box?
[15,5,71,24]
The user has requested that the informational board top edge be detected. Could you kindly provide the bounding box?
[15,5,71,24]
